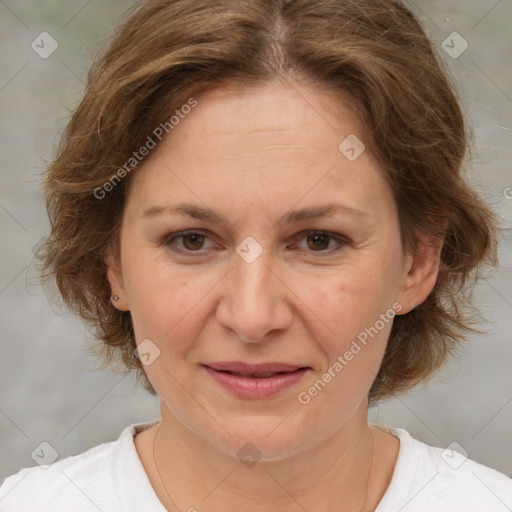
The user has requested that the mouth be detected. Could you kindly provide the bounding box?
[203,361,308,375]
[220,371,292,378]
[201,362,311,399]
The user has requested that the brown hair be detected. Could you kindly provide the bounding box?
[38,0,497,403]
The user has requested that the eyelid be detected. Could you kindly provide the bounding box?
[290,230,349,255]
[292,230,349,246]
[159,229,349,257]
[159,229,217,255]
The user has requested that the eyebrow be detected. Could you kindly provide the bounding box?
[141,202,368,225]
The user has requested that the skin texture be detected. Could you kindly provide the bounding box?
[106,78,441,511]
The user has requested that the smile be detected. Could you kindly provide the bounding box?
[201,362,311,400]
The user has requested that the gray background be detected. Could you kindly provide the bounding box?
[0,0,511,483]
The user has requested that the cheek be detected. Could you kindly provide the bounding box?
[125,267,213,398]
[121,246,206,349]
[301,261,398,348]
[294,269,397,419]
[293,256,401,407]
[132,282,203,346]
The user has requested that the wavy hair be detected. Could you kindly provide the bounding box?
[37,0,497,403]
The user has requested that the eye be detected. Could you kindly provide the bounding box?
[160,230,215,255]
[293,230,348,254]
[159,229,348,257]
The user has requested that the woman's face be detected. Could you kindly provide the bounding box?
[108,80,430,460]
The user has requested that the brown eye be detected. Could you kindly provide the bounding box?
[294,230,348,255]
[181,233,206,251]
[161,230,214,255]
[306,233,331,251]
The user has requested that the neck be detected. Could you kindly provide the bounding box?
[149,402,378,512]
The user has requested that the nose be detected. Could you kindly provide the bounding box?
[215,241,293,343]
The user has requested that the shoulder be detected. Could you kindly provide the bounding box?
[0,421,161,512]
[0,439,115,511]
[374,425,512,512]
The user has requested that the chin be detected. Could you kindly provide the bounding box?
[223,434,308,464]
[203,413,320,463]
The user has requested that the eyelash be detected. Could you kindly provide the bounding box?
[159,230,348,257]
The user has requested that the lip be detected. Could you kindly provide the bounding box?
[202,361,310,400]
[204,361,305,374]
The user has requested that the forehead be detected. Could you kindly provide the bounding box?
[166,80,364,153]
[125,80,393,224]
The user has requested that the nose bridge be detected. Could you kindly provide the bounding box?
[218,236,290,342]
[235,240,273,302]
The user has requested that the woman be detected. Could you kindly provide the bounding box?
[1,0,511,510]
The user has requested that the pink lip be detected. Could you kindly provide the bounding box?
[204,361,305,373]
[202,361,310,400]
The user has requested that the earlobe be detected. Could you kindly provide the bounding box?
[396,240,442,315]
[104,252,130,312]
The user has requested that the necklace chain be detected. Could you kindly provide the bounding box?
[152,423,375,512]
[153,424,180,511]
[359,425,375,512]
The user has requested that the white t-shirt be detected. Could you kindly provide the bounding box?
[1,421,511,511]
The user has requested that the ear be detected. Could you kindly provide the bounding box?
[104,249,130,312]
[395,237,443,315]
